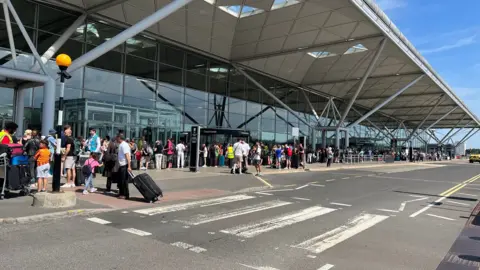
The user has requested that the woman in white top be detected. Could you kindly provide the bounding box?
[252,145,262,176]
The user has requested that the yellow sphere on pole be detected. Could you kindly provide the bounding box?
[56,54,72,68]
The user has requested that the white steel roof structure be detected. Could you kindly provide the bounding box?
[25,0,480,130]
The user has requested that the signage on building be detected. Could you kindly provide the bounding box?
[292,127,299,137]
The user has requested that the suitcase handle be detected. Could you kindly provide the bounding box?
[128,171,136,178]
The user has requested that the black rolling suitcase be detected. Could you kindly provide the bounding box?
[75,166,85,186]
[292,155,299,169]
[129,172,163,203]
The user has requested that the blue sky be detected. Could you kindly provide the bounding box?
[376,0,480,148]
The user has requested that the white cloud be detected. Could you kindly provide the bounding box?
[376,0,407,10]
[420,34,477,54]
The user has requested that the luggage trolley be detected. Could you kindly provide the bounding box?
[0,153,31,200]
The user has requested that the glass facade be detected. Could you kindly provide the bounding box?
[0,0,428,149]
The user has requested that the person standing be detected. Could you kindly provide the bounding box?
[61,125,76,188]
[166,138,174,169]
[326,146,333,167]
[242,141,250,167]
[154,140,164,170]
[86,128,101,154]
[285,144,293,169]
[0,121,18,144]
[141,142,152,170]
[226,143,234,168]
[201,144,208,167]
[252,145,262,176]
[176,141,186,169]
[232,139,243,174]
[103,137,118,193]
[24,130,40,184]
[34,140,51,192]
[21,129,32,145]
[117,135,132,200]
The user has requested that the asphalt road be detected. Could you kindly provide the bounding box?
[1,162,480,270]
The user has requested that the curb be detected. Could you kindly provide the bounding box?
[0,208,113,225]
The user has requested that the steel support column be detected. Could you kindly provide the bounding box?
[300,88,319,122]
[338,38,387,127]
[233,64,311,127]
[2,0,16,66]
[13,87,25,134]
[348,75,425,127]
[411,106,458,141]
[68,0,194,73]
[42,78,56,136]
[404,94,445,143]
[335,129,340,149]
[455,128,477,147]
[442,120,473,144]
[32,14,87,72]
[425,130,440,143]
[6,0,50,76]
[439,115,467,144]
[351,107,393,140]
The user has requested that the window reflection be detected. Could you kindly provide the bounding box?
[83,90,122,103]
[126,35,156,59]
[87,45,122,73]
[38,4,79,35]
[126,55,155,80]
[0,23,34,53]
[159,44,184,68]
[84,67,123,95]
[83,21,123,52]
[124,75,155,100]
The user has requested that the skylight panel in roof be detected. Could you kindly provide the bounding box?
[213,4,264,18]
[308,51,337,59]
[271,0,301,10]
[344,44,369,55]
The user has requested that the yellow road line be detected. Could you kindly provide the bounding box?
[439,174,480,197]
[255,175,273,188]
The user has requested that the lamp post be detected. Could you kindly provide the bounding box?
[52,54,72,192]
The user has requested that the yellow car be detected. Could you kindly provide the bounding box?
[470,154,480,163]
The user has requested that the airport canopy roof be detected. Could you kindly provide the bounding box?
[46,0,479,129]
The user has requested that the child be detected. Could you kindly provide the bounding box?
[82,152,102,195]
[34,140,51,192]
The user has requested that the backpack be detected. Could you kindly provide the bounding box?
[82,159,92,177]
[287,147,293,156]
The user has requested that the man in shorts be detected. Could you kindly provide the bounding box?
[285,144,293,169]
[232,139,243,174]
[61,125,76,188]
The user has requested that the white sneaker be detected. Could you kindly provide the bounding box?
[70,183,76,188]
[82,190,88,195]
[61,183,71,188]
[140,167,146,170]
[90,188,97,193]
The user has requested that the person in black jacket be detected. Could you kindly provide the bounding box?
[24,130,40,184]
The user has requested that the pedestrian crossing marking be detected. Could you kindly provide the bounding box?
[86,217,111,225]
[122,228,152,236]
[293,213,388,253]
[175,200,292,225]
[317,264,334,270]
[220,206,336,238]
[133,194,256,215]
[171,242,207,253]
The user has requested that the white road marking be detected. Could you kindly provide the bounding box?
[307,255,317,258]
[399,196,429,211]
[330,202,352,207]
[291,197,311,201]
[457,192,477,197]
[367,174,374,177]
[86,217,111,225]
[426,214,455,221]
[221,206,336,238]
[267,188,295,192]
[410,196,446,218]
[326,179,335,182]
[122,228,152,236]
[446,200,470,206]
[354,176,362,178]
[239,263,279,270]
[318,264,335,270]
[294,213,388,253]
[409,194,428,198]
[134,194,255,215]
[121,211,129,214]
[464,187,480,191]
[376,209,399,213]
[295,184,310,190]
[176,201,292,225]
[310,184,325,187]
[208,232,215,235]
[341,177,350,180]
[284,184,297,187]
[170,242,207,253]
[255,192,274,196]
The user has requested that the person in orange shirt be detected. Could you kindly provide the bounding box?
[34,140,51,192]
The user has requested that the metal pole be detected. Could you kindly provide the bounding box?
[338,38,387,127]
[6,0,51,76]
[2,0,16,66]
[412,106,458,140]
[233,64,311,127]
[335,129,340,149]
[351,107,393,139]
[442,120,473,144]
[404,95,444,143]
[425,130,440,143]
[68,0,194,73]
[300,88,320,121]
[52,75,66,193]
[32,14,87,72]
[348,75,425,127]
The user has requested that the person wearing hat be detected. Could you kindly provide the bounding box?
[0,121,18,144]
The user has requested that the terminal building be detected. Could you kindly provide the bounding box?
[0,0,478,151]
